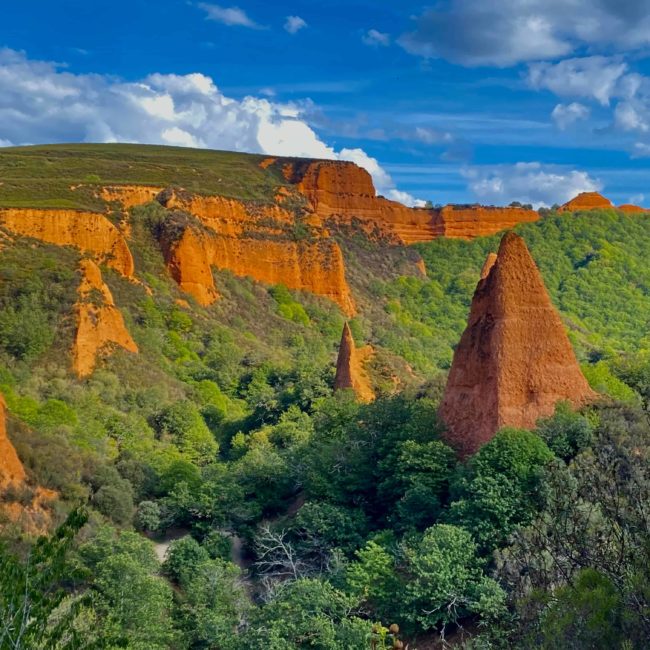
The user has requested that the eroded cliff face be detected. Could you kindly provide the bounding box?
[0,208,134,277]
[430,205,539,239]
[73,259,139,377]
[440,233,596,457]
[0,394,26,490]
[161,218,356,315]
[559,192,613,212]
[285,161,541,243]
[106,184,357,315]
[0,394,55,534]
[333,322,375,402]
[285,160,438,244]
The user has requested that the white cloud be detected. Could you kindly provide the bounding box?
[528,57,627,106]
[551,102,590,129]
[399,0,650,67]
[463,162,601,208]
[0,48,421,207]
[615,102,649,132]
[198,3,261,28]
[0,138,12,147]
[362,29,390,47]
[632,142,650,157]
[284,16,307,34]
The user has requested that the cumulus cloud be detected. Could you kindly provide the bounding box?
[284,15,307,34]
[463,162,601,208]
[0,48,420,206]
[631,142,650,157]
[399,0,650,67]
[551,102,590,129]
[198,3,261,28]
[528,57,628,106]
[362,29,390,47]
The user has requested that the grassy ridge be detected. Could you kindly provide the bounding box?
[0,143,290,209]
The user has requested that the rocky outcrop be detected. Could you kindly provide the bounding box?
[617,203,649,214]
[440,232,596,457]
[429,205,539,239]
[333,322,375,402]
[0,394,26,490]
[559,192,613,212]
[480,252,498,279]
[100,185,163,208]
[73,259,139,377]
[286,161,540,243]
[0,209,134,277]
[162,220,356,315]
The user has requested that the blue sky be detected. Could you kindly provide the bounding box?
[3,0,650,207]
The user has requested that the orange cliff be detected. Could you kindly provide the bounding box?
[429,205,539,238]
[440,233,596,457]
[285,160,540,243]
[105,185,356,315]
[333,322,375,402]
[73,259,139,377]
[0,394,26,491]
[0,208,134,277]
[161,217,356,315]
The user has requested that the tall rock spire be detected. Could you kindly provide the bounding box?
[440,232,596,457]
[334,322,375,403]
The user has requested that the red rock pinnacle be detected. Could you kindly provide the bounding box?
[440,232,596,457]
[334,323,375,403]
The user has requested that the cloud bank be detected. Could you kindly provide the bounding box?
[0,48,423,206]
[463,162,601,208]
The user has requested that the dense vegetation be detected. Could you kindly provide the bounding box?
[0,147,649,647]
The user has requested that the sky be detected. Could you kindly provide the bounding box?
[3,1,650,207]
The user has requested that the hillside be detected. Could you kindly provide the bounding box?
[0,144,648,648]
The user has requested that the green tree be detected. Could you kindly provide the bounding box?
[0,508,88,649]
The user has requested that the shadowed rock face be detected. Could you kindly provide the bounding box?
[440,233,596,457]
[333,322,375,402]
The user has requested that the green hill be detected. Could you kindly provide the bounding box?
[0,144,648,649]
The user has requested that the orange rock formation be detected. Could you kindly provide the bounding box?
[163,221,356,315]
[286,161,540,243]
[480,252,498,279]
[440,232,596,457]
[0,394,26,490]
[559,192,613,212]
[286,160,438,244]
[430,205,539,239]
[100,185,163,208]
[0,208,134,277]
[73,259,139,377]
[617,203,649,214]
[333,322,375,402]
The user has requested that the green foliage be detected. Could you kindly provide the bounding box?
[582,360,639,403]
[0,508,89,649]
[539,569,623,650]
[402,524,506,631]
[152,400,218,464]
[536,401,593,461]
[270,284,310,325]
[134,500,161,533]
[446,428,553,551]
[242,578,370,649]
[177,557,249,648]
[163,536,210,586]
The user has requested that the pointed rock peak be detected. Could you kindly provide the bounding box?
[440,231,596,457]
[559,191,612,212]
[480,252,498,280]
[334,323,375,403]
